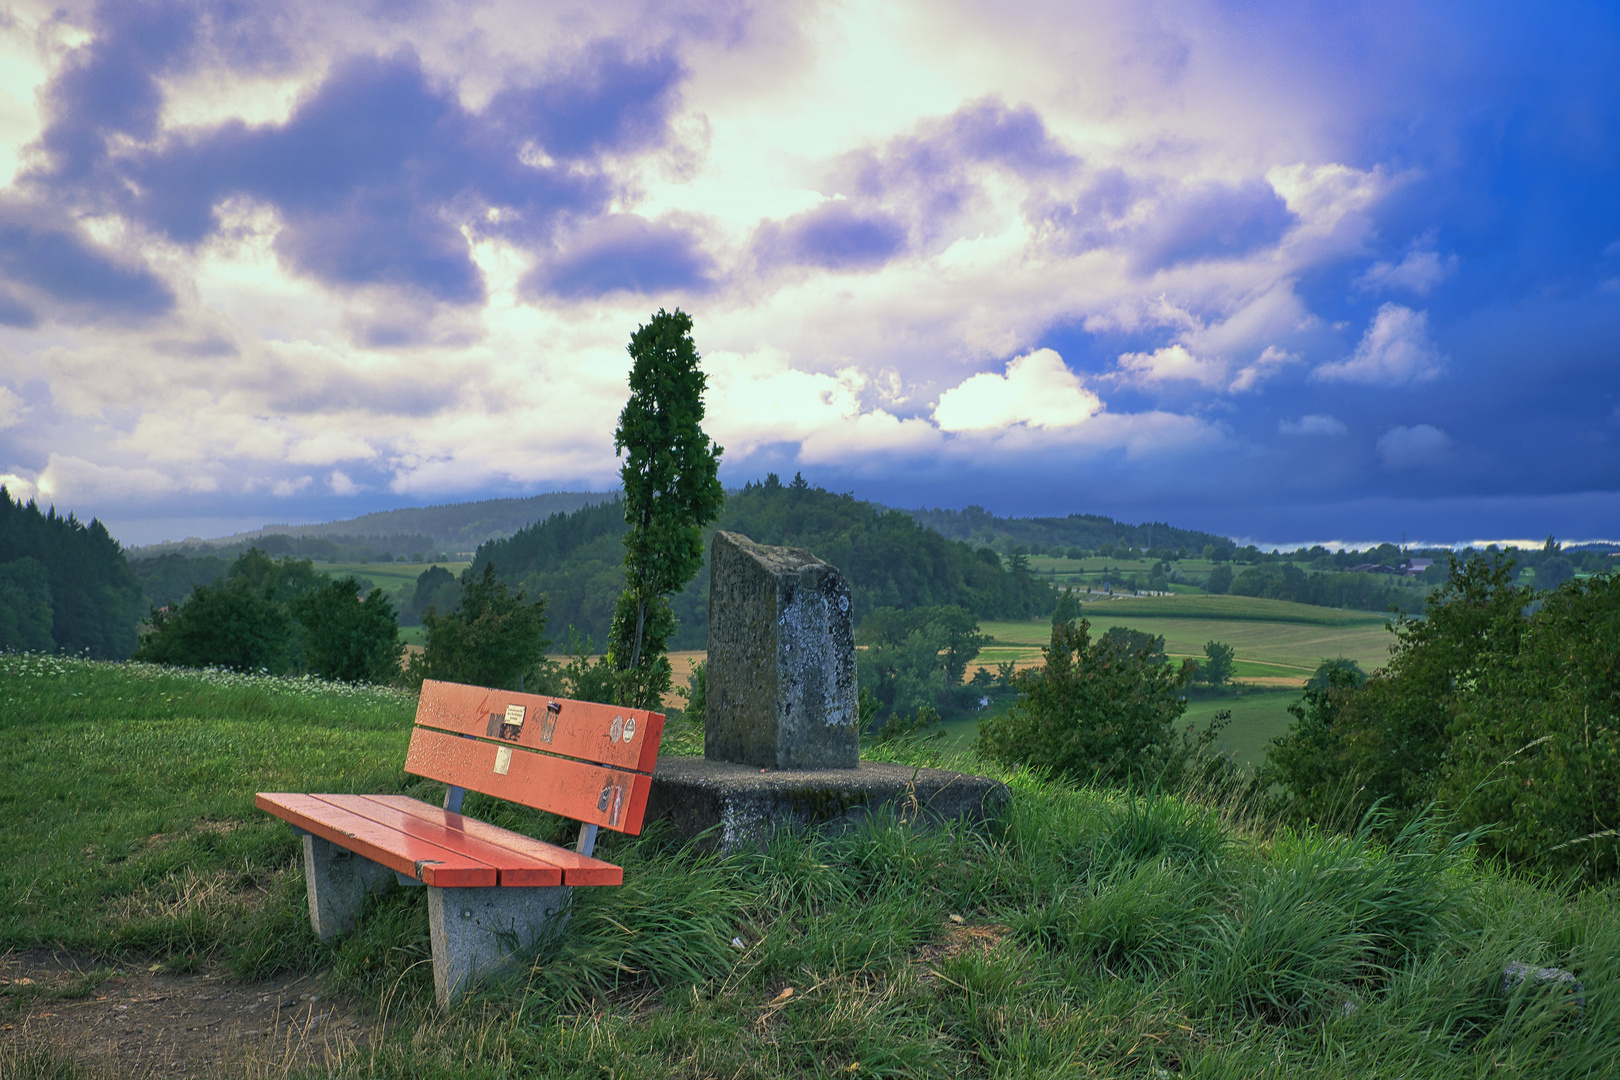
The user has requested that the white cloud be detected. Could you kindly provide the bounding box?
[934,349,1101,431]
[271,476,313,497]
[1376,424,1450,469]
[35,454,218,503]
[1354,249,1457,295]
[1313,304,1446,385]
[0,471,37,502]
[1279,413,1348,436]
[329,470,361,496]
[0,386,26,429]
[1113,345,1226,389]
[1230,346,1302,392]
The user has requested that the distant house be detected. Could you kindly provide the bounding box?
[1404,558,1434,576]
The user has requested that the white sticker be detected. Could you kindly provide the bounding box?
[493,745,513,775]
[622,717,637,741]
[610,716,625,742]
[504,704,526,728]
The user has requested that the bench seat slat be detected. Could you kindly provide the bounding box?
[416,680,664,774]
[367,795,624,886]
[405,727,652,833]
[310,794,565,887]
[255,793,497,888]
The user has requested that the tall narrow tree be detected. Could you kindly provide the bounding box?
[608,309,724,709]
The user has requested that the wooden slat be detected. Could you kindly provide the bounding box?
[255,793,495,888]
[415,681,664,774]
[311,794,563,887]
[367,795,624,886]
[405,727,652,834]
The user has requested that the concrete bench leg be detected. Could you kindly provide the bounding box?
[302,834,397,941]
[426,885,570,1008]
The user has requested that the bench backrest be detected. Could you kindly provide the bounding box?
[405,680,665,835]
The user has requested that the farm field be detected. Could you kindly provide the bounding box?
[978,595,1394,680]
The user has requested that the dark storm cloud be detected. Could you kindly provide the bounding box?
[24,8,690,307]
[751,202,908,272]
[0,201,175,321]
[528,214,716,298]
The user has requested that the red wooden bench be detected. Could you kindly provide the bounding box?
[257,679,664,1007]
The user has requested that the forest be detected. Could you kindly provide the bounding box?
[473,473,1057,650]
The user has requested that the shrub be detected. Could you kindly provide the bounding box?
[978,619,1193,786]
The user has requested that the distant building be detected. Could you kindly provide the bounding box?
[1404,558,1434,576]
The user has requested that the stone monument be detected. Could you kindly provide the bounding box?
[705,531,858,769]
[646,531,1007,850]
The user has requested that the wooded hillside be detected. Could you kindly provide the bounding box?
[0,488,143,657]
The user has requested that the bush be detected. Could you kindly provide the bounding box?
[292,577,404,684]
[135,577,291,673]
[1440,571,1620,881]
[405,563,551,691]
[978,619,1194,786]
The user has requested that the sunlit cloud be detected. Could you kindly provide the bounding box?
[1313,305,1446,386]
[934,349,1101,432]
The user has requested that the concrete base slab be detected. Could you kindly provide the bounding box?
[427,885,570,1008]
[302,834,397,941]
[645,756,1009,851]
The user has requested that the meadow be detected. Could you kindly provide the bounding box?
[4,654,1618,1078]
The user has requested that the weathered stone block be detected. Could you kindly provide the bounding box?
[706,530,858,769]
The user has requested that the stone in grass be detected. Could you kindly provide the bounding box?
[1501,962,1585,1016]
[705,530,858,770]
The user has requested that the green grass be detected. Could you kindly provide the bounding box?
[982,598,1395,676]
[5,656,1619,1078]
[1183,690,1300,766]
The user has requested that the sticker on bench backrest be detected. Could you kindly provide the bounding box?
[623,717,637,742]
[541,701,561,743]
[610,715,624,742]
[493,745,513,775]
[596,776,626,827]
[498,703,526,741]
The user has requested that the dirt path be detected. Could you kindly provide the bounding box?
[1,949,385,1078]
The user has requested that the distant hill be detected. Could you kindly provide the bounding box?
[906,504,1233,555]
[127,492,615,560]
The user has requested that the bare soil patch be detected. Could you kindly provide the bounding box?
[1,949,387,1078]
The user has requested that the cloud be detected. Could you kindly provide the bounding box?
[1230,346,1302,392]
[1376,424,1451,470]
[1114,345,1226,389]
[751,201,909,272]
[1130,179,1296,272]
[1313,304,1445,385]
[0,199,174,321]
[529,214,716,297]
[0,386,27,430]
[1354,249,1457,295]
[934,349,1101,432]
[1279,414,1348,436]
[329,470,361,496]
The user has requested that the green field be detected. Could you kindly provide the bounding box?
[317,560,471,591]
[979,595,1394,677]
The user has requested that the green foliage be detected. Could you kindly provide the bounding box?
[1261,553,1534,830]
[127,550,229,610]
[1306,656,1366,691]
[1051,586,1081,627]
[403,562,458,626]
[1199,640,1236,687]
[978,619,1193,786]
[1101,625,1167,664]
[292,577,404,684]
[1230,561,1425,614]
[406,563,551,691]
[1439,570,1620,881]
[1206,563,1233,594]
[857,605,990,726]
[0,555,54,652]
[608,308,725,708]
[134,576,292,673]
[0,487,144,657]
[475,476,1055,652]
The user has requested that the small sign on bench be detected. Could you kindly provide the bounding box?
[258,680,664,1007]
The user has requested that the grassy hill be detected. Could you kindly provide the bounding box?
[4,655,1617,1078]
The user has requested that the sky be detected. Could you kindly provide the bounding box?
[0,0,1617,549]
